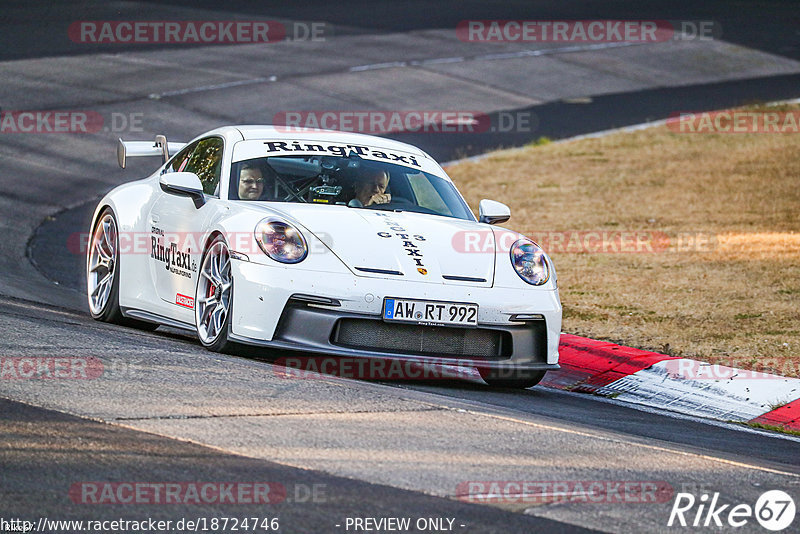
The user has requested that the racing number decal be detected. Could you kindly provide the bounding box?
[375,214,427,274]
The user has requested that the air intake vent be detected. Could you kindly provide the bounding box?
[332,319,510,359]
[442,275,487,282]
[355,267,403,276]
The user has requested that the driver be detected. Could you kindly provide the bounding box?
[348,167,391,207]
[238,164,265,200]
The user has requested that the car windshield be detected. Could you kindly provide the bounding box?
[228,154,474,221]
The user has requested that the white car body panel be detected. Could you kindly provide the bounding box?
[262,204,496,287]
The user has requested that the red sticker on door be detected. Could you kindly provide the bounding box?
[176,293,195,308]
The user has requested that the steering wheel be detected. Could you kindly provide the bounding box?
[363,198,439,215]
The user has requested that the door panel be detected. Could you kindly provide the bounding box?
[148,137,224,312]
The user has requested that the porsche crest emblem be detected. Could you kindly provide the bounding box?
[417,268,428,275]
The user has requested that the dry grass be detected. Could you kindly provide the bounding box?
[447,104,800,377]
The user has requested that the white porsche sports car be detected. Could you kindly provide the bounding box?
[87,126,561,388]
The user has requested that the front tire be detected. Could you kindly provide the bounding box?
[479,368,546,389]
[195,236,235,352]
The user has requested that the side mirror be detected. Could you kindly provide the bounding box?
[159,172,206,208]
[478,199,510,225]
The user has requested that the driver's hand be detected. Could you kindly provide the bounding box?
[368,193,391,205]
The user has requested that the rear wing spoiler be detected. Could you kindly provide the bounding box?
[117,135,186,168]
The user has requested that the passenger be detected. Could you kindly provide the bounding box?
[348,167,391,207]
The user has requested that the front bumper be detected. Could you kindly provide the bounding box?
[229,259,562,370]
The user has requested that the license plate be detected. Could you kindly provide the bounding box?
[383,298,478,327]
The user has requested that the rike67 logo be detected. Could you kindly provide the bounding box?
[668,490,795,531]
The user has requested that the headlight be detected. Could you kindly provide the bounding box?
[510,239,550,285]
[255,218,307,263]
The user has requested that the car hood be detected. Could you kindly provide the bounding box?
[264,204,496,287]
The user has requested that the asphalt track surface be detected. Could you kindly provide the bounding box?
[2,2,800,533]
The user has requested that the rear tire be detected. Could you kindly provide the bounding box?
[87,209,123,323]
[87,208,159,330]
[479,368,546,389]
